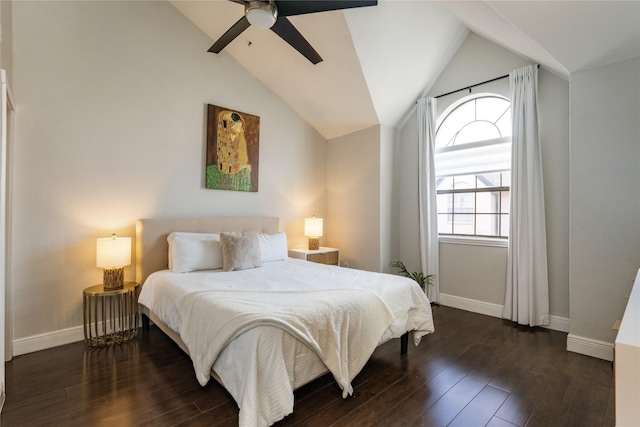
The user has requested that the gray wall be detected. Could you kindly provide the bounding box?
[326,125,381,271]
[568,57,640,345]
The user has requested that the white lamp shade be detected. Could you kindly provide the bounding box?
[96,236,131,268]
[304,217,323,238]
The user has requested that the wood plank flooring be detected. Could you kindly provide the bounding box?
[2,306,615,426]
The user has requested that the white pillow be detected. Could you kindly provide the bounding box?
[220,231,262,272]
[167,232,223,273]
[259,232,288,263]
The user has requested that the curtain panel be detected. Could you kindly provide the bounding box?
[417,97,440,303]
[503,64,550,326]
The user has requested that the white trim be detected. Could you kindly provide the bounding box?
[567,334,614,362]
[439,292,569,333]
[547,315,570,333]
[440,293,503,318]
[13,325,84,356]
[438,236,508,248]
[14,315,143,355]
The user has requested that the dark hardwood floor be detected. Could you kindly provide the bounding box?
[2,306,615,426]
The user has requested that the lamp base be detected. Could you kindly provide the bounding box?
[103,267,124,290]
[308,237,320,251]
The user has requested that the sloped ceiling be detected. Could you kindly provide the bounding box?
[171,0,640,140]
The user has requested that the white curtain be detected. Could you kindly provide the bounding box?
[503,64,550,326]
[417,97,439,303]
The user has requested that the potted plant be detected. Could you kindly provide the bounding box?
[390,261,436,292]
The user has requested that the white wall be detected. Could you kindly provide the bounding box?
[568,57,640,348]
[394,33,571,321]
[10,1,327,349]
[326,125,381,271]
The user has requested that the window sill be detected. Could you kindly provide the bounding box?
[438,236,508,248]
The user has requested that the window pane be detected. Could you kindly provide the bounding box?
[501,191,510,213]
[502,172,511,187]
[477,214,500,236]
[438,213,452,234]
[437,193,451,214]
[452,214,475,235]
[477,173,501,188]
[453,192,474,212]
[436,176,453,191]
[436,101,474,149]
[435,120,458,149]
[476,191,500,213]
[453,176,476,190]
[456,121,501,145]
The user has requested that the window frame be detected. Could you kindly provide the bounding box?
[434,93,511,241]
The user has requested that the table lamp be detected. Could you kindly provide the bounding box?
[96,234,131,290]
[304,216,323,250]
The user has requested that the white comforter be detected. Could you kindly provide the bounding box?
[138,258,434,426]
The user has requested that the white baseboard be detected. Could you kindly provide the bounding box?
[13,325,84,356]
[439,293,503,318]
[439,293,570,333]
[547,315,570,333]
[566,334,614,361]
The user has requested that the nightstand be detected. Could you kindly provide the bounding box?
[83,281,140,347]
[288,247,340,266]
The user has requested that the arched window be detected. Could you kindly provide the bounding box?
[435,94,511,238]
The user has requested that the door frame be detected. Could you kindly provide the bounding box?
[0,68,15,413]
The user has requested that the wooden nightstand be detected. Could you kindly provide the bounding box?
[288,247,340,266]
[83,281,140,347]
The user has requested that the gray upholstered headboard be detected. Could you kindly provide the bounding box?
[135,217,279,284]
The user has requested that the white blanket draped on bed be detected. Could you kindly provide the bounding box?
[176,288,394,398]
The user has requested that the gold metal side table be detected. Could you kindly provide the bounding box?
[83,281,140,347]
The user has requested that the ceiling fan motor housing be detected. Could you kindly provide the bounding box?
[245,1,277,29]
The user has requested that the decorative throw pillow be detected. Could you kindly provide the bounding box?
[221,231,262,271]
[259,232,288,263]
[167,232,223,273]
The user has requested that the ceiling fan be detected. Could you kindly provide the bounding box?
[208,0,378,64]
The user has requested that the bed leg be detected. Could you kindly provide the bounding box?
[142,313,150,332]
[401,332,408,355]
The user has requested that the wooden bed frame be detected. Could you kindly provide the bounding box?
[135,216,408,357]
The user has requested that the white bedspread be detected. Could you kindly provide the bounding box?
[138,258,435,426]
[177,288,394,396]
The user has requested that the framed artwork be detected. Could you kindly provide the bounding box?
[206,104,260,192]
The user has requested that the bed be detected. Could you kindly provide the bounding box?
[135,216,434,426]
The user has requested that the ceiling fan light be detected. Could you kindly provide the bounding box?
[246,1,277,29]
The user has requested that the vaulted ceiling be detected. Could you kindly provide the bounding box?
[171,0,640,140]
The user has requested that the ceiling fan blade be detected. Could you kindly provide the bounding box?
[270,17,323,64]
[208,15,251,53]
[276,0,377,17]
